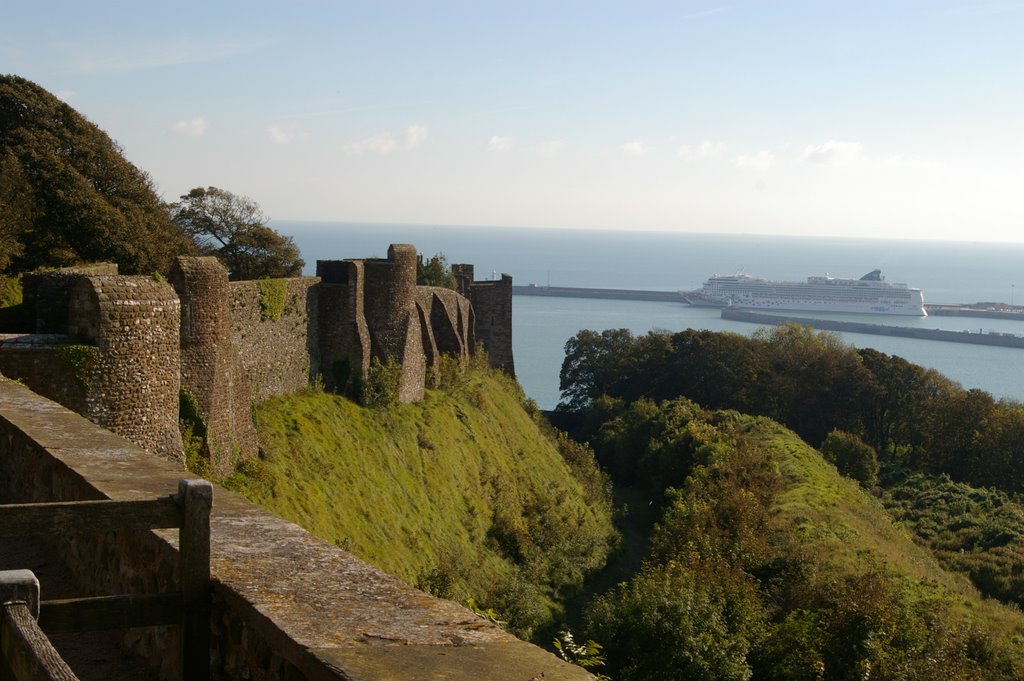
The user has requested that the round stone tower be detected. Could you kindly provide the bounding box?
[169,257,258,474]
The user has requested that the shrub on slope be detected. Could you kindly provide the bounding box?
[882,470,1024,608]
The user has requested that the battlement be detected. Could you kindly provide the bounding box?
[453,267,515,376]
[2,269,183,460]
[0,245,515,471]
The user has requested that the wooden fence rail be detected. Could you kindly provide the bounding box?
[0,480,212,681]
[0,571,77,681]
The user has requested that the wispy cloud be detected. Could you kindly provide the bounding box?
[405,124,428,149]
[172,116,208,138]
[344,124,428,155]
[681,7,729,20]
[734,149,775,170]
[267,124,309,144]
[487,135,513,152]
[539,140,564,157]
[68,37,272,75]
[345,133,399,155]
[678,140,729,160]
[801,140,864,166]
[622,141,649,156]
[55,90,76,103]
[938,2,1024,17]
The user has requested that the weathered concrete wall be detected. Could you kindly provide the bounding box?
[0,380,591,681]
[170,257,259,476]
[228,277,320,403]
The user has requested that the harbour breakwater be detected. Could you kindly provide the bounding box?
[721,308,1024,349]
[512,284,683,302]
[512,285,1024,322]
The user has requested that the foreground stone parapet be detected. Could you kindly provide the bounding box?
[0,380,591,680]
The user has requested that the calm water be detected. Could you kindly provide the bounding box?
[280,221,1024,409]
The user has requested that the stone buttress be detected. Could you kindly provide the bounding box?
[169,257,259,475]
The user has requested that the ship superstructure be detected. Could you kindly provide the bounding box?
[686,269,926,316]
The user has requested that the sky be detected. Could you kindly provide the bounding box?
[3,1,1024,242]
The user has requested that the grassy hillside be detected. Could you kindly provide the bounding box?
[221,367,616,639]
[754,418,1024,643]
[583,402,1024,680]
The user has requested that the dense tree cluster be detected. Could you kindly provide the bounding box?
[559,324,1024,494]
[556,324,1024,679]
[0,75,195,274]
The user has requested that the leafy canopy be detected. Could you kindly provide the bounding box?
[417,252,456,289]
[169,186,304,280]
[0,74,195,274]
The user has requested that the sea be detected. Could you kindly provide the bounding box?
[278,222,1024,410]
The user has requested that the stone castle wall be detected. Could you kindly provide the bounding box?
[21,263,119,333]
[2,268,182,461]
[452,265,515,376]
[416,286,474,367]
[316,260,371,394]
[227,276,320,403]
[0,335,90,413]
[170,257,259,476]
[363,244,425,403]
[67,275,183,460]
[0,245,515,465]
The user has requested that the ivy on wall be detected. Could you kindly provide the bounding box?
[257,279,288,321]
[57,344,98,390]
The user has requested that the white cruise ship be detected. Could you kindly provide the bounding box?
[685,269,926,316]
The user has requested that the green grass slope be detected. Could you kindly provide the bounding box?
[223,368,616,638]
[754,417,1024,675]
[584,404,1024,680]
[759,419,1024,636]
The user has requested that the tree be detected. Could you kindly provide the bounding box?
[665,329,765,411]
[558,328,640,411]
[169,186,304,280]
[0,75,195,274]
[584,561,766,681]
[417,252,456,289]
[820,429,879,487]
[753,323,870,446]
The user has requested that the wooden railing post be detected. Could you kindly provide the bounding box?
[177,479,212,681]
[0,570,78,681]
[0,480,212,680]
